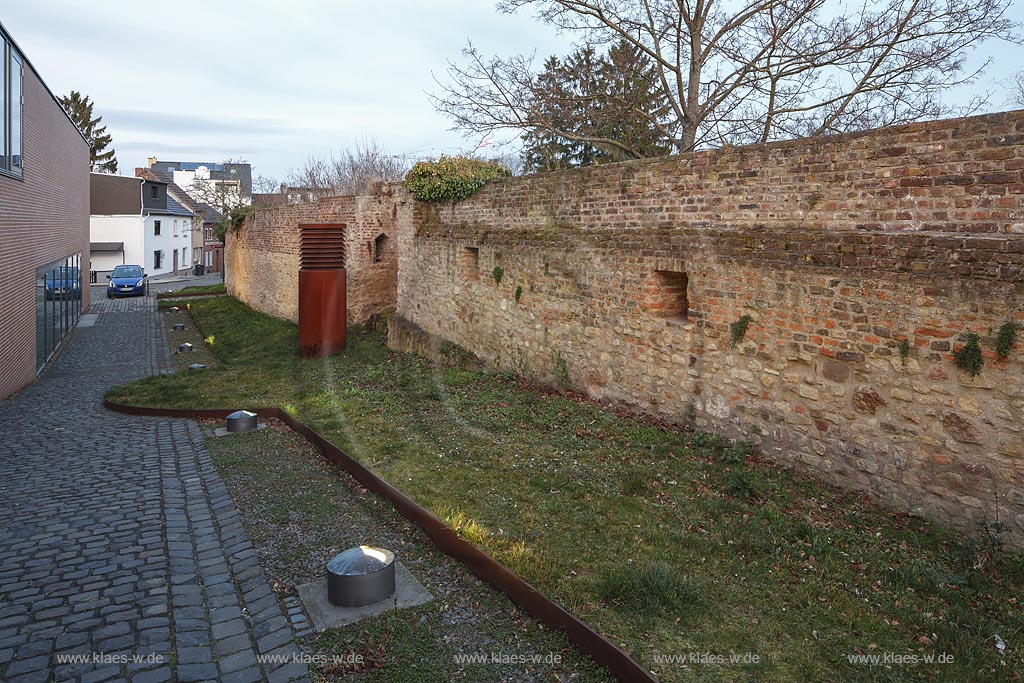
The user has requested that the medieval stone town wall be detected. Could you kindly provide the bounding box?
[389,111,1024,545]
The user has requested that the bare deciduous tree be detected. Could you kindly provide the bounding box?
[287,137,409,197]
[252,174,280,194]
[434,0,1018,154]
[1010,71,1024,108]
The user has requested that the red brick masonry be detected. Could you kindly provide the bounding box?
[0,62,90,399]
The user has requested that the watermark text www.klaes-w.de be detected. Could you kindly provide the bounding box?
[453,652,564,665]
[652,652,762,666]
[846,652,954,666]
[256,652,366,666]
[54,652,166,665]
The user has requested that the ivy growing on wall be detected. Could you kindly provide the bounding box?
[404,156,511,202]
[995,322,1018,360]
[953,333,984,377]
[729,315,753,346]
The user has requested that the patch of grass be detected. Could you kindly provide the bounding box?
[112,297,1024,683]
[156,282,226,298]
[598,561,696,613]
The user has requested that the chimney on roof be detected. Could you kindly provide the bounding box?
[147,156,157,168]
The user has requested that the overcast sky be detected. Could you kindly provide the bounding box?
[3,0,1023,184]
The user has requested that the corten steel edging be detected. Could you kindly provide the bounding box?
[102,399,660,683]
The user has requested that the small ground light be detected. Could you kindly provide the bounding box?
[178,343,193,353]
[327,546,396,608]
[226,410,258,433]
[169,306,179,313]
[187,363,206,371]
[172,323,184,331]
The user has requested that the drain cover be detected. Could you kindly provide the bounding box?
[327,546,396,607]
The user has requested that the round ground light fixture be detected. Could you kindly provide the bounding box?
[327,545,396,607]
[178,343,193,353]
[172,323,185,331]
[226,410,258,433]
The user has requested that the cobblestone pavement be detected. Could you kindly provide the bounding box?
[0,295,309,683]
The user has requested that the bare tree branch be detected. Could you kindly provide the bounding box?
[435,0,1019,154]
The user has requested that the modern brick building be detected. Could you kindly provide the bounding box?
[0,21,90,400]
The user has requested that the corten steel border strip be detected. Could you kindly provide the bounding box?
[103,398,660,683]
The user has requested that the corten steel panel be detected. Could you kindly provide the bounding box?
[298,268,346,357]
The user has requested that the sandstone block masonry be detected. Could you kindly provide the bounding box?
[389,110,1024,547]
[226,189,411,326]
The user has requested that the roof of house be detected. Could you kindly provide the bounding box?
[146,194,194,218]
[90,242,124,252]
[90,173,141,215]
[136,167,202,214]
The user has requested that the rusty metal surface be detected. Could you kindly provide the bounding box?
[298,268,346,357]
[103,398,659,683]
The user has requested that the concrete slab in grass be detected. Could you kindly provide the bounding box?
[296,562,433,631]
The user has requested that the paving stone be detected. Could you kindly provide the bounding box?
[0,294,310,683]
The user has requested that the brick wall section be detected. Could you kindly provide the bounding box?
[225,190,405,325]
[391,110,1024,546]
[0,65,90,400]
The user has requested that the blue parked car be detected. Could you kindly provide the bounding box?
[106,264,148,298]
[44,266,82,300]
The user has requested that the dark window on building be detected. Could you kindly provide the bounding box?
[463,246,480,282]
[1,38,23,178]
[154,250,163,269]
[150,184,158,199]
[647,270,689,322]
[154,220,161,236]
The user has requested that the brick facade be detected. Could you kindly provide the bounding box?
[225,189,405,326]
[0,50,90,400]
[390,110,1024,546]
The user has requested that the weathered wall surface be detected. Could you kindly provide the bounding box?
[226,191,405,325]
[391,111,1024,545]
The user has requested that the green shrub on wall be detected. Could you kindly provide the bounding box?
[404,156,512,203]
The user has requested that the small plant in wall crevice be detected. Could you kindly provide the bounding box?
[953,332,984,377]
[729,314,753,346]
[995,322,1018,360]
[514,285,523,303]
[897,338,911,365]
[492,266,504,286]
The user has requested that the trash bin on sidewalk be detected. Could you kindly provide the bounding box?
[193,263,205,276]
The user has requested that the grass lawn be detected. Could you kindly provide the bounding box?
[108,296,1024,682]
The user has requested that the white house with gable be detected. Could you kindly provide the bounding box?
[89,173,194,279]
